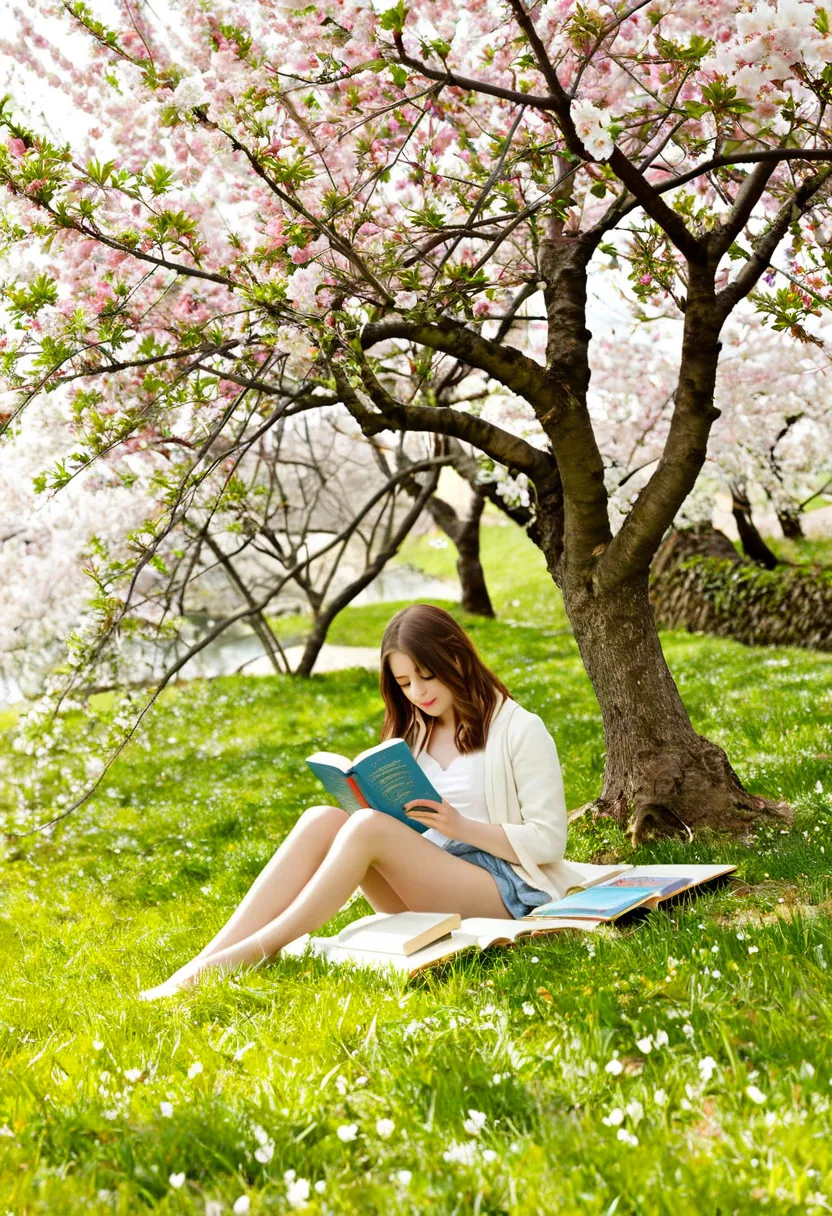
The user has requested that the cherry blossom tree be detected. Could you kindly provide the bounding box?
[588,307,832,550]
[3,0,832,839]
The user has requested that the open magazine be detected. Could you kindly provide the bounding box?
[282,863,736,977]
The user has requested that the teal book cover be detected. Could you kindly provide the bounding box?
[530,885,659,920]
[353,741,442,834]
[306,739,442,834]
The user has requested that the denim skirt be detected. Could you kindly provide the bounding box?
[441,839,551,919]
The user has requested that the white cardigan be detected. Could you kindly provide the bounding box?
[412,693,587,900]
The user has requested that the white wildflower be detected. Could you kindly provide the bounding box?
[654,1088,668,1106]
[169,1172,186,1189]
[376,1118,395,1139]
[233,1198,251,1216]
[522,1002,535,1016]
[395,1169,412,1185]
[605,1057,624,1076]
[123,1068,142,1083]
[443,1140,478,1165]
[699,1056,718,1083]
[746,1085,767,1105]
[336,1122,358,1142]
[625,1099,644,1124]
[602,1108,625,1126]
[255,1140,275,1164]
[314,1180,326,1194]
[617,1128,639,1146]
[462,1109,487,1136]
[636,1036,653,1054]
[655,1030,669,1048]
[187,1061,203,1079]
[159,1101,174,1118]
[286,1177,310,1209]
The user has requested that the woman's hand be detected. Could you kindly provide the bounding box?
[404,797,468,840]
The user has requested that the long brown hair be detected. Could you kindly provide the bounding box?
[379,604,511,755]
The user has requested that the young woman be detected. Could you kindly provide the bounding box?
[140,603,573,1000]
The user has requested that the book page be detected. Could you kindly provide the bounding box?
[352,737,404,766]
[459,917,603,946]
[561,862,633,893]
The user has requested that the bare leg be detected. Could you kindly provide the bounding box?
[149,807,407,993]
[152,809,510,993]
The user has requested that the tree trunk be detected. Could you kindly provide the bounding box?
[455,489,494,617]
[398,455,496,618]
[562,573,791,842]
[777,508,805,540]
[730,483,779,569]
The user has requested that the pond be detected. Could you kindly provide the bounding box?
[0,563,456,709]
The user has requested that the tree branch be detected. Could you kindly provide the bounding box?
[334,360,553,481]
[708,159,778,258]
[361,315,551,411]
[715,165,832,316]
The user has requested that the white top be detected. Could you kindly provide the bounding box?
[414,746,487,848]
[410,696,586,901]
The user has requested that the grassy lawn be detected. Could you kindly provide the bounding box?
[1,520,832,1214]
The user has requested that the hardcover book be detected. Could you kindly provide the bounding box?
[306,738,442,834]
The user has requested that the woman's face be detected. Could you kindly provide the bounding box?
[387,650,455,720]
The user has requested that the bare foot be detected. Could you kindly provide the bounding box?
[139,962,204,1001]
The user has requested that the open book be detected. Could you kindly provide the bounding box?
[306,738,442,834]
[282,862,736,977]
[282,910,600,977]
[531,864,736,921]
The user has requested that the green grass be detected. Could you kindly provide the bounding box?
[2,521,832,1214]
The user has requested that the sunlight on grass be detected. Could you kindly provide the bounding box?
[2,526,832,1212]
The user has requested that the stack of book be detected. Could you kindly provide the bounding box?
[282,862,736,977]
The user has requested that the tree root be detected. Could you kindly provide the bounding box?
[585,789,791,847]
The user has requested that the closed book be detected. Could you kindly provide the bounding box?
[334,911,462,956]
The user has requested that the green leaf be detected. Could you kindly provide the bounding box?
[378,2,408,33]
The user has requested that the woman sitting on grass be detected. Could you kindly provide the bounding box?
[140,603,573,999]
